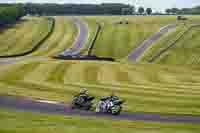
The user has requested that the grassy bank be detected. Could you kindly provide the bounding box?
[139,23,188,62]
[140,16,200,64]
[1,60,200,115]
[156,26,200,64]
[30,16,78,57]
[0,17,53,56]
[0,107,199,133]
[85,16,176,59]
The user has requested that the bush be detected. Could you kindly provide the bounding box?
[0,4,25,26]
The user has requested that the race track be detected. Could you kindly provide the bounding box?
[1,20,200,124]
[59,18,89,55]
[72,18,89,50]
[0,95,200,124]
[128,24,177,62]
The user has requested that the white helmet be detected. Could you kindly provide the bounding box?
[80,88,87,94]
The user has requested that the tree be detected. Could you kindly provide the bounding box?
[146,8,152,15]
[166,6,200,15]
[121,6,135,15]
[130,6,135,14]
[165,9,171,14]
[138,7,144,14]
[122,8,130,15]
[171,8,179,14]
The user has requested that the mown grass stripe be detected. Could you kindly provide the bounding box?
[0,17,55,57]
[0,19,39,54]
[24,62,59,82]
[32,17,77,57]
[45,18,67,55]
[15,18,53,54]
[82,65,100,84]
[0,62,40,81]
[47,62,71,83]
[4,19,41,54]
[47,18,78,56]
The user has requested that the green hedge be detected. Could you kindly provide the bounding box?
[0,4,25,25]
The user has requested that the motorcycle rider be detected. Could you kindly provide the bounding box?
[109,91,119,102]
[80,88,89,97]
[76,88,89,105]
[95,91,124,114]
[80,88,88,95]
[72,88,95,110]
[104,91,119,110]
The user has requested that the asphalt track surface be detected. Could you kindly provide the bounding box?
[72,18,89,50]
[128,24,177,62]
[60,18,89,55]
[0,95,200,124]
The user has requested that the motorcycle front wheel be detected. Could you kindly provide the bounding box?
[111,105,122,115]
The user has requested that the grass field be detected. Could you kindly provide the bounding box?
[139,23,188,62]
[0,17,53,56]
[155,26,200,64]
[1,15,200,132]
[1,60,200,115]
[30,16,78,57]
[84,16,176,59]
[0,107,199,133]
[140,16,200,64]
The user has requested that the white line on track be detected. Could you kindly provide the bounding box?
[37,100,60,104]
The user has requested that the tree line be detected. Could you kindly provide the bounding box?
[0,3,154,20]
[0,4,25,26]
[166,6,200,15]
[24,3,134,15]
[5,2,200,27]
[24,3,154,15]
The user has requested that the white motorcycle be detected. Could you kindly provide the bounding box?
[95,96,124,115]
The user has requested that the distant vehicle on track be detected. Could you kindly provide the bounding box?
[53,49,115,62]
[58,48,80,57]
[177,16,188,21]
[114,20,129,25]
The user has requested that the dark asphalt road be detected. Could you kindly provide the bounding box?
[60,18,89,56]
[1,95,200,124]
[72,18,89,50]
[0,59,18,64]
[128,24,176,62]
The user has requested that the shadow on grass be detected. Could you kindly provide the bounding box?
[0,19,28,34]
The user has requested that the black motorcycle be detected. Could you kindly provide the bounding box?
[71,95,95,111]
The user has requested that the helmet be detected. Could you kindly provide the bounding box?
[80,88,87,94]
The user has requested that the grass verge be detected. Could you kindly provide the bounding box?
[0,107,200,133]
[0,17,53,56]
